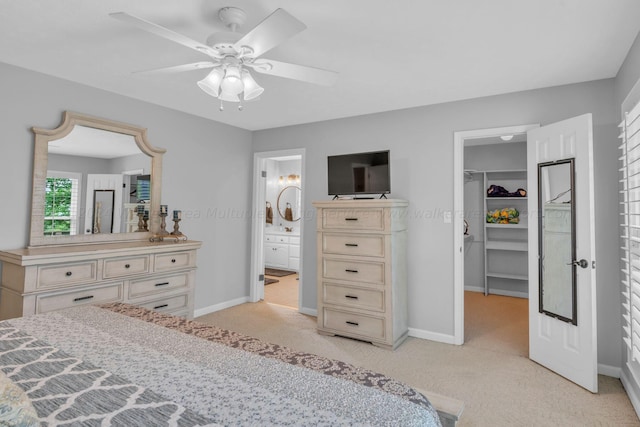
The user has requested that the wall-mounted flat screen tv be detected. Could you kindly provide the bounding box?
[327,150,390,196]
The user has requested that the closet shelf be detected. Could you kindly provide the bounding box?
[486,272,528,281]
[486,240,528,251]
[485,223,528,229]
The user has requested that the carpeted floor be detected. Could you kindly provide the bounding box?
[196,292,639,426]
[264,273,298,308]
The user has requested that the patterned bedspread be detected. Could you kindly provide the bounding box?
[0,303,441,426]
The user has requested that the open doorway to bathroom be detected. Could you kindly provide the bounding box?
[454,125,536,356]
[250,149,305,311]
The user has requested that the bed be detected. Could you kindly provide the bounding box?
[0,303,442,426]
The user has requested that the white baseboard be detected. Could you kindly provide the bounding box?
[299,307,317,317]
[598,363,621,378]
[621,366,640,420]
[409,327,457,345]
[193,296,249,318]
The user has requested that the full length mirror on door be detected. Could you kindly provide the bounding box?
[538,158,577,325]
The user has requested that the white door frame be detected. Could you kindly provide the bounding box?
[453,124,539,345]
[249,148,306,307]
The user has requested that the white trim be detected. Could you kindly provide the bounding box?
[193,296,250,318]
[250,148,306,310]
[299,307,317,317]
[408,328,457,345]
[622,366,640,419]
[598,363,621,378]
[453,124,539,347]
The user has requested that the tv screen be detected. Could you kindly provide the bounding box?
[328,150,390,196]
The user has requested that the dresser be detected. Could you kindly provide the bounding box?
[0,240,201,320]
[312,199,408,350]
[265,231,300,271]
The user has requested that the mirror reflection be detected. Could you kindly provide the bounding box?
[277,186,302,222]
[46,125,150,236]
[538,159,577,325]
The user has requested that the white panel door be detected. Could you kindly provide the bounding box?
[527,114,597,392]
[84,174,124,234]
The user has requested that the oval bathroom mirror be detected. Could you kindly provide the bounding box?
[277,186,302,222]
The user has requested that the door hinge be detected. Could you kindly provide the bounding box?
[592,260,596,269]
[259,274,264,281]
[261,171,267,178]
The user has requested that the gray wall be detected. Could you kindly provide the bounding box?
[253,79,621,368]
[0,62,253,311]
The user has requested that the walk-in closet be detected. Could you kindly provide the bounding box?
[463,136,529,298]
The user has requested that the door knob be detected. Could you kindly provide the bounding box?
[566,259,589,268]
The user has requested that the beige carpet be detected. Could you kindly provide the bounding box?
[264,273,298,309]
[196,292,638,426]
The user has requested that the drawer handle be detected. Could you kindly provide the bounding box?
[345,321,359,326]
[345,295,359,300]
[345,269,359,273]
[154,304,169,310]
[345,217,358,221]
[345,243,359,247]
[73,295,94,302]
[65,271,73,277]
[171,259,177,263]
[155,282,170,287]
[125,264,131,269]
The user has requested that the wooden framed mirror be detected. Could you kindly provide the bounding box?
[29,111,165,247]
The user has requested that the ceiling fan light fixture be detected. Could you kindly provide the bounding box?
[219,90,241,103]
[197,67,224,97]
[241,70,264,101]
[220,66,244,96]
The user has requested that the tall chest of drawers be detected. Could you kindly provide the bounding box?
[312,199,408,350]
[0,240,201,320]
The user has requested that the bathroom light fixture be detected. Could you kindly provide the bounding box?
[286,174,300,184]
[500,135,514,141]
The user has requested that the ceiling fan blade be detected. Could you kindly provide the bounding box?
[132,61,217,75]
[110,12,220,58]
[233,9,306,58]
[250,59,338,86]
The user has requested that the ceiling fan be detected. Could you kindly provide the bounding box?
[110,7,338,110]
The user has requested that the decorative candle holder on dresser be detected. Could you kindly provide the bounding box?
[312,199,409,350]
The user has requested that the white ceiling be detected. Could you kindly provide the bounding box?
[1,1,639,131]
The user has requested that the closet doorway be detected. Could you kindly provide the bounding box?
[249,149,305,311]
[453,125,537,350]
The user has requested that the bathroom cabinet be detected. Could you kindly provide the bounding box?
[265,231,300,271]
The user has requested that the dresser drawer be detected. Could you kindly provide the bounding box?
[154,252,194,272]
[104,255,150,279]
[322,208,384,231]
[128,273,189,299]
[322,308,386,340]
[138,293,189,313]
[322,233,385,257]
[37,261,98,289]
[322,258,385,285]
[36,283,123,314]
[323,283,385,312]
